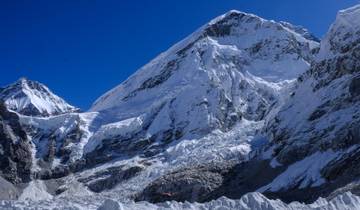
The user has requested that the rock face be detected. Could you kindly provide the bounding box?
[0,102,32,184]
[0,78,78,117]
[263,3,360,191]
[266,4,360,165]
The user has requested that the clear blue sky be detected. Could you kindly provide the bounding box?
[1,0,359,110]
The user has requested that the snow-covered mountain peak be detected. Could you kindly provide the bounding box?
[11,77,33,88]
[207,9,259,25]
[86,11,320,162]
[0,78,79,117]
[318,4,360,59]
[204,10,319,45]
[17,77,29,84]
[91,10,318,112]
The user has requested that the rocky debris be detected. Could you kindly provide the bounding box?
[83,134,153,166]
[36,165,71,180]
[137,150,360,204]
[41,179,66,196]
[137,160,286,203]
[136,164,229,203]
[78,165,144,193]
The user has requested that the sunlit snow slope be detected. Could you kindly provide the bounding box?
[0,78,78,117]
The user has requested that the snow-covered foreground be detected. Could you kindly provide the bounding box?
[2,191,360,210]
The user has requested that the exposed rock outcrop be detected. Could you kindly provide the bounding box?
[0,102,32,184]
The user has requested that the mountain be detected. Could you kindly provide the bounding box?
[0,78,79,117]
[86,10,318,162]
[260,4,360,200]
[1,5,360,210]
[92,10,318,112]
[266,4,360,170]
[136,4,360,204]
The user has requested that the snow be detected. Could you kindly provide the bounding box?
[62,19,320,206]
[84,34,292,163]
[81,14,317,183]
[259,146,360,192]
[75,12,318,201]
[20,111,99,164]
[318,4,360,60]
[258,150,339,192]
[62,119,263,203]
[58,180,94,198]
[84,116,144,153]
[0,78,77,116]
[337,4,360,32]
[90,9,317,113]
[266,72,358,150]
[18,180,53,201]
[3,192,360,210]
[163,119,262,165]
